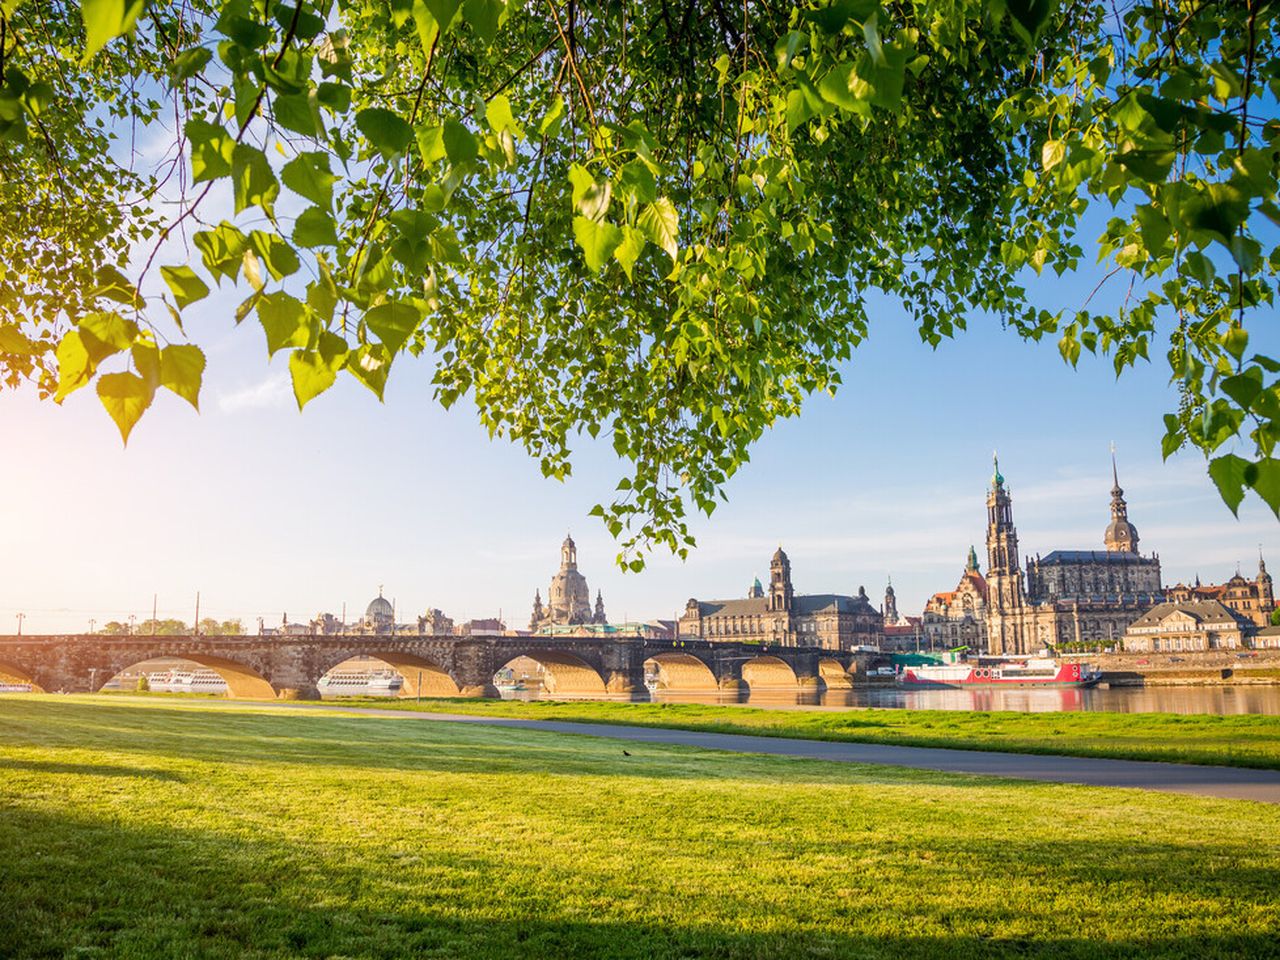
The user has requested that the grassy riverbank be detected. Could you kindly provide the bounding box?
[2,696,1279,959]
[350,697,1280,769]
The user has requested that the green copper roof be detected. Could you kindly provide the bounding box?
[992,452,1004,487]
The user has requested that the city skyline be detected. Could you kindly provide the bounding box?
[4,306,1275,634]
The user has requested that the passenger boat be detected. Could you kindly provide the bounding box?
[318,670,403,695]
[897,656,1100,689]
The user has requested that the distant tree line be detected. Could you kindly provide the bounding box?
[99,618,244,636]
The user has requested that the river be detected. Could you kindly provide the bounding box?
[635,683,1280,715]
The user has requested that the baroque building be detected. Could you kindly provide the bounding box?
[678,547,883,650]
[1165,554,1275,627]
[1123,600,1247,652]
[985,456,1164,654]
[530,535,607,631]
[922,547,989,651]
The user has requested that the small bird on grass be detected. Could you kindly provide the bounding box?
[622,750,631,757]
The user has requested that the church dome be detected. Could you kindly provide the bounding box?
[366,594,394,619]
[1105,517,1138,549]
[772,546,788,563]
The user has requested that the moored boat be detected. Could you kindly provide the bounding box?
[897,656,1100,689]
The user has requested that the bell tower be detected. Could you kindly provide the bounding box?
[883,577,899,626]
[1104,449,1140,554]
[769,547,794,612]
[985,454,1028,655]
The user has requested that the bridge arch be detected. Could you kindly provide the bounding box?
[108,654,277,699]
[819,658,854,689]
[0,658,44,693]
[319,652,460,698]
[644,653,718,692]
[495,650,607,698]
[740,655,799,691]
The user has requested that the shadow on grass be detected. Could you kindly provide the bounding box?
[0,757,184,782]
[1,803,1278,960]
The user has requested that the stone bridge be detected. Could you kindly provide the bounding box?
[0,634,879,700]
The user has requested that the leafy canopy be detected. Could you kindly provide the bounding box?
[0,0,1277,567]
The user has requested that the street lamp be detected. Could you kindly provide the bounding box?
[129,614,136,636]
[88,618,96,635]
[15,613,23,636]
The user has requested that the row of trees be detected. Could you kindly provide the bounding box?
[0,1,1276,566]
[99,618,245,636]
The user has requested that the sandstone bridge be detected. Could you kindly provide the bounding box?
[0,635,880,700]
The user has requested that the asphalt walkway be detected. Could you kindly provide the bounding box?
[146,698,1280,803]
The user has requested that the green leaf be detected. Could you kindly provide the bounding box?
[256,291,312,355]
[130,340,161,390]
[364,301,422,354]
[1182,181,1249,247]
[637,199,678,263]
[1041,139,1065,171]
[818,62,858,111]
[462,0,504,43]
[569,163,611,221]
[443,118,478,164]
[159,344,205,410]
[997,0,1056,47]
[161,265,210,310]
[80,312,138,363]
[249,231,301,280]
[416,124,447,165]
[357,108,414,158]
[274,90,322,137]
[614,225,645,280]
[1208,454,1250,515]
[486,93,522,137]
[171,47,212,85]
[573,216,622,273]
[412,0,440,53]
[1249,458,1280,518]
[293,206,339,248]
[96,371,153,444]
[193,223,249,284]
[424,0,462,31]
[231,144,279,217]
[186,119,235,183]
[80,0,145,62]
[289,342,344,410]
[54,331,93,402]
[346,342,392,400]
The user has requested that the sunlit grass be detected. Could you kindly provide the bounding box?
[349,696,1280,769]
[1,697,1279,958]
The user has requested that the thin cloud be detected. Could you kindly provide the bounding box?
[216,372,292,413]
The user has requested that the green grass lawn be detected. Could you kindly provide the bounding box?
[334,696,1280,770]
[2,697,1279,959]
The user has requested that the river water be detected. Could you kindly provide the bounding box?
[639,684,1280,715]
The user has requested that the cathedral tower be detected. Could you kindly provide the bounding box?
[1104,451,1140,554]
[1259,548,1274,613]
[883,578,899,626]
[985,455,1028,654]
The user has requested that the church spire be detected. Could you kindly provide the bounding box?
[1104,447,1140,554]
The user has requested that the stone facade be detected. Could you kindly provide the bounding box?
[678,548,883,650]
[1165,556,1275,627]
[922,547,989,651]
[985,456,1164,654]
[1123,600,1247,652]
[530,535,607,630]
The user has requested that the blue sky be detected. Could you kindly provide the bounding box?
[4,268,1276,634]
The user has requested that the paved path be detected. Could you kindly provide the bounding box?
[117,697,1280,803]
